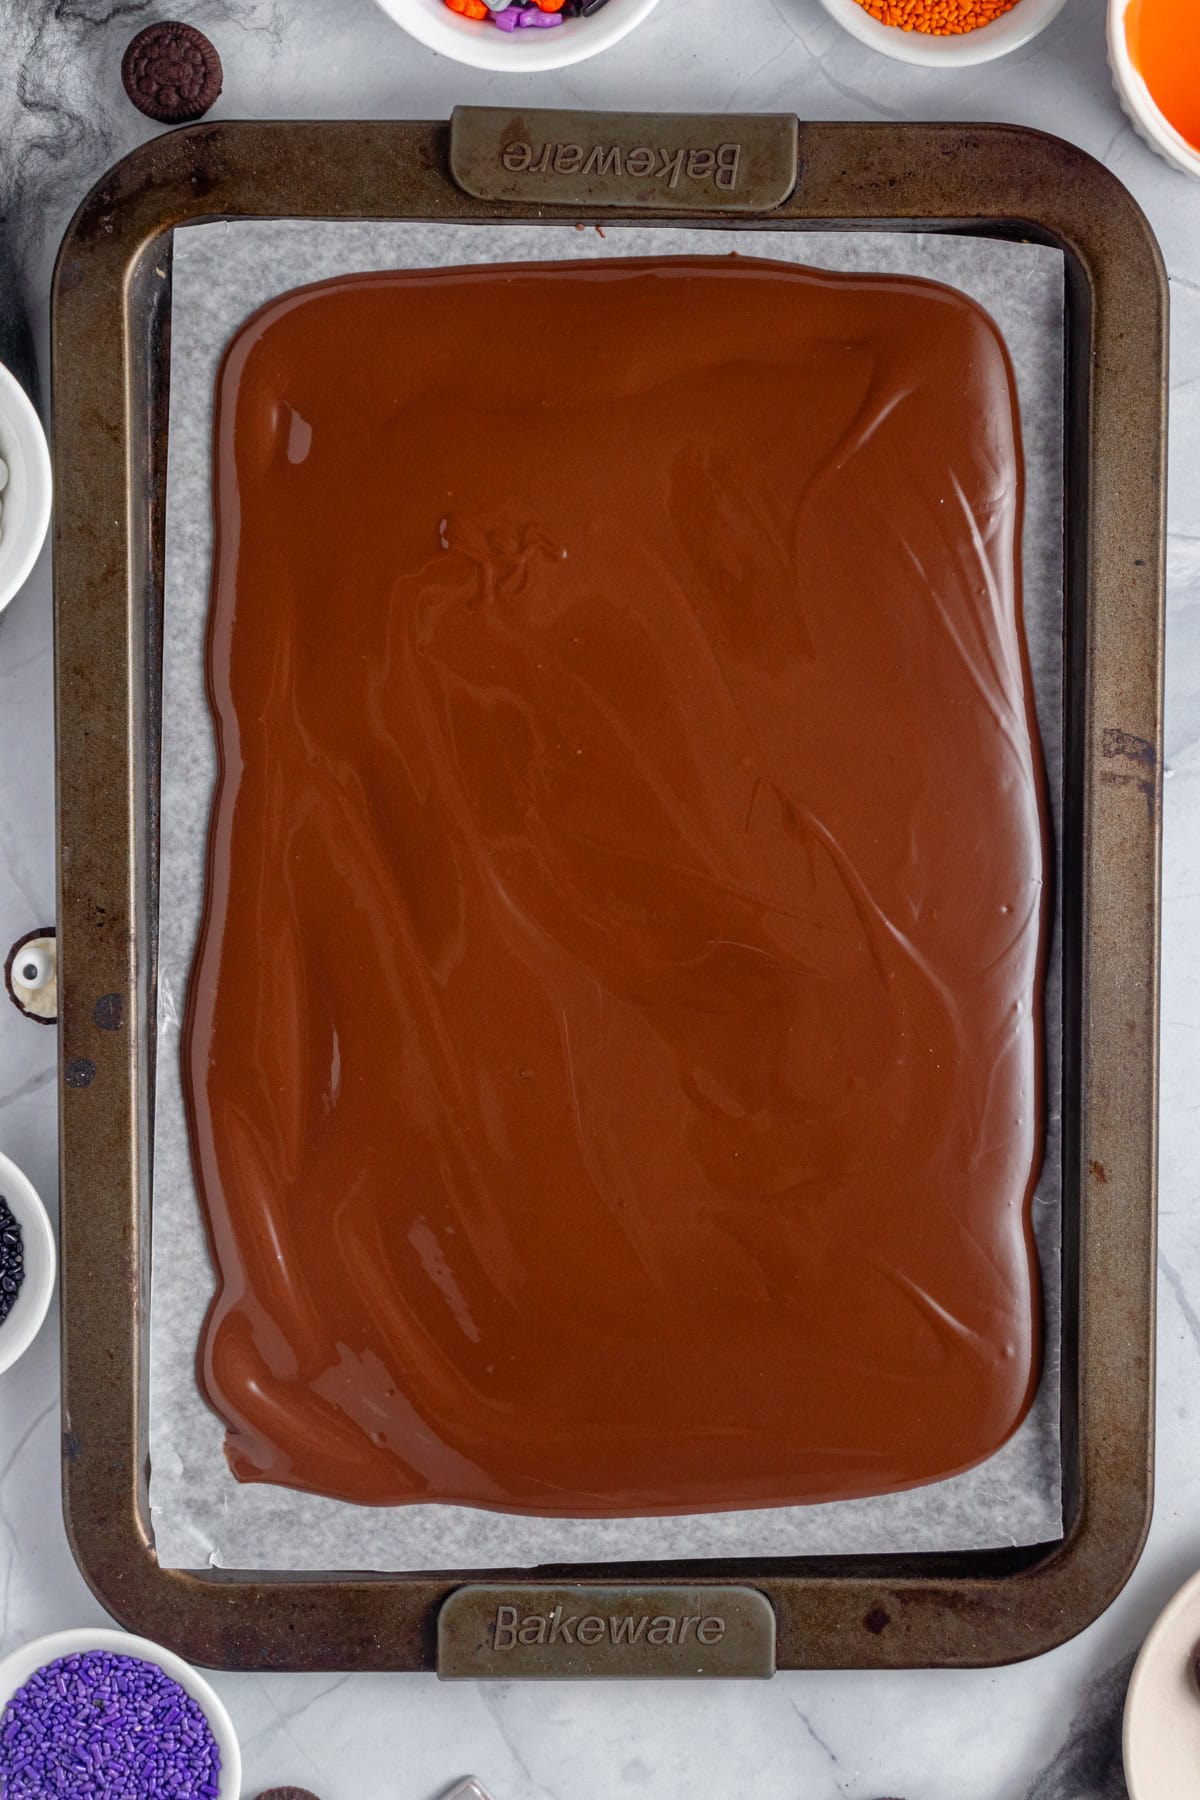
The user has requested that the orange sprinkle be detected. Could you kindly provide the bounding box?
[853,0,1020,33]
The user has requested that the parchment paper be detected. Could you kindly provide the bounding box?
[151,221,1064,1571]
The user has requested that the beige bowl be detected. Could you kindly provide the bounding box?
[1123,1568,1200,1797]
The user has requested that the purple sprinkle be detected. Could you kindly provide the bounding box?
[0,1651,221,1799]
[516,7,563,20]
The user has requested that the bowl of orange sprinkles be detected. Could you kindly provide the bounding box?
[816,0,1068,63]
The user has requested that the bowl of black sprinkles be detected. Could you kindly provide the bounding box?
[0,1149,55,1375]
[0,1627,240,1799]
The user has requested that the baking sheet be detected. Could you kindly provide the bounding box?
[150,220,1064,1572]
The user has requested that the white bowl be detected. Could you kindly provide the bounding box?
[0,1149,55,1376]
[1108,0,1200,180]
[371,0,658,70]
[0,360,51,617]
[816,0,1067,66]
[1123,1568,1200,1798]
[0,1629,241,1799]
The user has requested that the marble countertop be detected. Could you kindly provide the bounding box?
[1,1,1197,1795]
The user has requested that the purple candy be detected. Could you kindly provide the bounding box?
[1,1650,221,1798]
[491,3,562,21]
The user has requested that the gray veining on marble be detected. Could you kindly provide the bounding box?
[2,0,1199,1795]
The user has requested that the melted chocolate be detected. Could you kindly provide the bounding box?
[185,257,1047,1514]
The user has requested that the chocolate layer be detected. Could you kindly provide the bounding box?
[186,256,1047,1514]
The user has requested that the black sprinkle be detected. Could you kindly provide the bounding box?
[581,0,611,16]
[65,1057,97,1089]
[0,1197,24,1326]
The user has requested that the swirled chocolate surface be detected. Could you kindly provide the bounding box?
[185,257,1046,1513]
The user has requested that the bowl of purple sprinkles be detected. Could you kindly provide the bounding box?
[0,1628,240,1799]
[0,1150,55,1377]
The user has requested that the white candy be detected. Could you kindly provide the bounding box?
[16,946,52,990]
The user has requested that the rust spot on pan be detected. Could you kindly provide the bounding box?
[1101,727,1156,768]
[93,993,124,1032]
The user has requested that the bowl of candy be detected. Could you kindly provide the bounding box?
[816,0,1067,65]
[0,1628,240,1799]
[371,0,658,70]
[0,360,52,618]
[1108,0,1200,180]
[0,1150,55,1378]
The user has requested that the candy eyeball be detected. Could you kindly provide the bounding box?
[17,946,51,989]
[4,930,57,1024]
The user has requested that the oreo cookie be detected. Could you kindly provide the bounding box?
[121,21,223,124]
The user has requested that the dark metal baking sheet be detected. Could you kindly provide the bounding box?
[51,118,1165,1673]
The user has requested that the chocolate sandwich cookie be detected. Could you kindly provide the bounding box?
[253,1789,323,1800]
[121,21,223,124]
